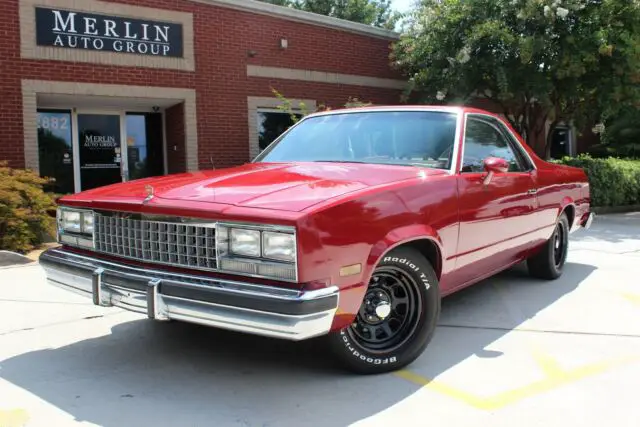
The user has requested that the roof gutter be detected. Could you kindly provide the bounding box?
[191,0,401,40]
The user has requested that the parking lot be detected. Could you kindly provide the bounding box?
[1,213,639,427]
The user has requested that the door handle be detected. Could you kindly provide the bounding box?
[527,189,538,195]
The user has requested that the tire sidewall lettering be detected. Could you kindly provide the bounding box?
[340,330,398,365]
[382,256,431,290]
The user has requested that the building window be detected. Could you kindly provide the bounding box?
[37,109,74,194]
[549,126,573,159]
[257,109,303,152]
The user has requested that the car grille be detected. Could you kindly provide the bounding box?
[94,212,217,270]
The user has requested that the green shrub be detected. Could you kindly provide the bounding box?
[555,154,640,207]
[0,161,58,253]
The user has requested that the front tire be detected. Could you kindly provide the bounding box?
[327,247,440,374]
[527,212,570,280]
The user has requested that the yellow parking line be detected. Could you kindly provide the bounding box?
[0,409,29,427]
[398,282,640,410]
[395,354,640,410]
[530,344,565,377]
[623,293,640,306]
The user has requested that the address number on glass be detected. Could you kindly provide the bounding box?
[37,115,69,130]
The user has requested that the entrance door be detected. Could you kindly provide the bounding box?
[125,113,165,181]
[77,113,123,191]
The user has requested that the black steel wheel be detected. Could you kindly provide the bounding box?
[527,212,570,280]
[553,220,568,269]
[327,246,440,374]
[347,267,422,354]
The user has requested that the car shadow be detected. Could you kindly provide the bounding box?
[0,261,596,427]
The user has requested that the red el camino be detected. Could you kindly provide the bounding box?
[40,106,594,374]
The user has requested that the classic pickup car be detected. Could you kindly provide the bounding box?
[40,106,594,374]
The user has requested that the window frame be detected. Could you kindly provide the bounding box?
[253,109,461,171]
[459,113,536,174]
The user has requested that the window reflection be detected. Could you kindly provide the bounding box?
[126,114,149,180]
[257,110,303,152]
[462,118,524,173]
[37,110,74,194]
[126,113,164,180]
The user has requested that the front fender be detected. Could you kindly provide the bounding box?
[330,224,444,332]
[364,224,444,284]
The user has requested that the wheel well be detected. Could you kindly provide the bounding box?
[399,239,443,280]
[562,204,575,228]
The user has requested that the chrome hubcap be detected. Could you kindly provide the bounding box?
[375,301,392,319]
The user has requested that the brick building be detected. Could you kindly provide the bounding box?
[1,0,405,194]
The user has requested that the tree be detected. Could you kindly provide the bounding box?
[391,0,640,158]
[271,88,372,124]
[259,0,401,29]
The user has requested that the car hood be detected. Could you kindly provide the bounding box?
[64,162,447,212]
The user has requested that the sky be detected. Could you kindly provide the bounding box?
[391,0,415,13]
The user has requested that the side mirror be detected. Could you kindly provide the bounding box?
[482,157,508,185]
[483,157,509,174]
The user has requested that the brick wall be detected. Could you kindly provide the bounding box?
[0,0,403,171]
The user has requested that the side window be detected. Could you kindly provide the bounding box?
[461,117,525,173]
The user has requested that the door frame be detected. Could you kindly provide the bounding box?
[71,108,167,193]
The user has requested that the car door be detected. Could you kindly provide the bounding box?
[451,113,539,287]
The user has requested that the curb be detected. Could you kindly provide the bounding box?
[0,251,36,268]
[593,205,640,215]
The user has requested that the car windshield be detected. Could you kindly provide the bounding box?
[253,110,459,169]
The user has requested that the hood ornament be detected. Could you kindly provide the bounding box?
[143,184,154,204]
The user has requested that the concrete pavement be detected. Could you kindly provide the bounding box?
[0,213,639,427]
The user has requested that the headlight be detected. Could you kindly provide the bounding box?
[230,228,261,257]
[82,213,94,234]
[262,231,295,262]
[61,211,82,232]
[216,223,297,281]
[57,207,95,249]
[59,209,94,234]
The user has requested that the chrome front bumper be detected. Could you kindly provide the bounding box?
[39,248,339,341]
[583,211,595,229]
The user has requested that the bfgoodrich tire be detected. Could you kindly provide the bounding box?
[327,247,440,375]
[527,212,570,280]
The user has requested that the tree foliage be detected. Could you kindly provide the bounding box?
[271,88,373,124]
[259,0,400,29]
[0,162,57,253]
[392,0,640,157]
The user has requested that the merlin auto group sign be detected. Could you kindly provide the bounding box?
[35,7,184,57]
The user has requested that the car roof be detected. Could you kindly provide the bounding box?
[304,105,497,118]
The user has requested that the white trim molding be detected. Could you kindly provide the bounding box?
[22,80,198,174]
[193,0,399,40]
[248,96,316,159]
[247,65,407,90]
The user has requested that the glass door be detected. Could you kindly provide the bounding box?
[76,113,124,191]
[125,113,165,181]
[37,109,75,194]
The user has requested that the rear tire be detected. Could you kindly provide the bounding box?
[326,247,440,375]
[527,212,570,280]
